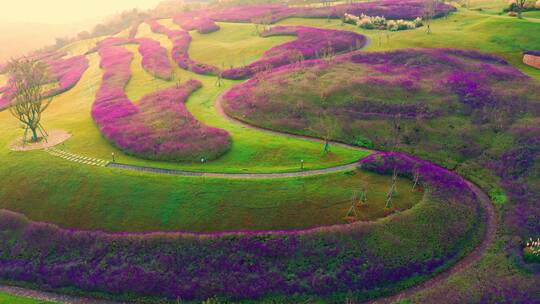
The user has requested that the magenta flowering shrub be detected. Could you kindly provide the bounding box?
[147,20,219,75]
[173,12,220,34]
[222,26,366,79]
[178,0,454,25]
[44,55,89,96]
[0,152,482,301]
[0,53,89,110]
[359,152,477,201]
[223,48,534,130]
[89,37,173,80]
[136,38,174,80]
[302,0,455,20]
[206,4,294,23]
[92,44,230,161]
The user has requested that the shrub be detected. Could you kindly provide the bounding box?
[91,44,230,161]
[345,13,422,31]
[173,12,220,34]
[88,36,173,80]
[221,26,366,80]
[524,238,540,263]
[147,20,219,75]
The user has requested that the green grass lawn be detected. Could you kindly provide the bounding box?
[523,10,540,19]
[0,149,423,232]
[276,8,540,80]
[0,10,537,233]
[189,22,295,68]
[0,292,56,304]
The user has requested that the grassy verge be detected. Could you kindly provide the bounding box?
[0,292,56,304]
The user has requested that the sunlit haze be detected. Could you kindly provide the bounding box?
[0,0,163,24]
[0,0,165,62]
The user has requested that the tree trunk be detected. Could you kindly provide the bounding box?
[31,127,38,142]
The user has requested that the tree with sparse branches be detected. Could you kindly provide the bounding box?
[310,110,339,154]
[385,112,402,209]
[423,0,437,34]
[514,0,529,18]
[7,58,52,143]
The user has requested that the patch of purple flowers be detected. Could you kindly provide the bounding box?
[222,26,367,79]
[92,44,230,161]
[179,0,455,25]
[90,36,173,80]
[0,53,89,110]
[147,20,219,75]
[0,152,481,301]
[173,12,220,34]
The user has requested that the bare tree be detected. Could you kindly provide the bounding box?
[288,49,305,67]
[385,113,402,209]
[7,58,52,143]
[215,63,225,87]
[514,0,529,18]
[423,0,437,34]
[310,111,339,153]
[412,165,421,191]
[385,166,398,209]
[317,42,335,60]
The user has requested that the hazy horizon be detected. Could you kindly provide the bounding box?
[0,0,165,62]
[1,0,163,24]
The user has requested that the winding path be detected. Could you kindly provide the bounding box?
[104,87,369,178]
[366,180,497,304]
[0,89,498,304]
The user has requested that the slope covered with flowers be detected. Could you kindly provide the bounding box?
[223,48,537,132]
[148,19,219,75]
[172,0,455,27]
[222,25,367,79]
[223,48,540,296]
[88,36,173,80]
[0,151,482,301]
[92,44,230,161]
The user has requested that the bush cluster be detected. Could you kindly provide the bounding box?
[91,43,230,161]
[345,13,423,31]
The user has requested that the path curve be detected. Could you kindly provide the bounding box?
[0,89,498,304]
[0,181,497,304]
[104,85,370,179]
[366,180,497,303]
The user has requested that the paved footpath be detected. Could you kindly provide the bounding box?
[2,88,498,304]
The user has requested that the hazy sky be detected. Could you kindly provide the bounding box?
[0,0,163,24]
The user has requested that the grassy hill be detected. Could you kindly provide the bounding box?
[0,1,538,303]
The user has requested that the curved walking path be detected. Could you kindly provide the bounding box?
[366,180,497,304]
[105,86,369,179]
[0,87,498,304]
[0,181,497,304]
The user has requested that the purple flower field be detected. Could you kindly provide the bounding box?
[91,43,230,161]
[223,48,535,125]
[0,151,481,301]
[148,20,219,75]
[222,26,367,79]
[175,0,455,25]
[173,12,220,34]
[89,36,173,80]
